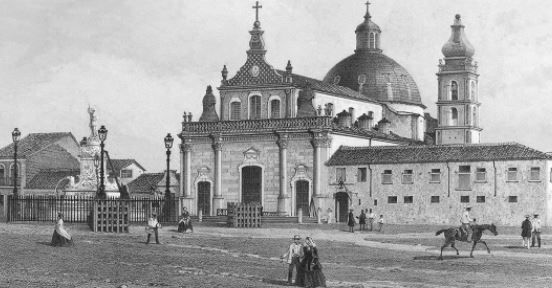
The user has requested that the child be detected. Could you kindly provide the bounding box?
[377,215,384,232]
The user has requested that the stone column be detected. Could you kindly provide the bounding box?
[277,133,290,216]
[311,130,332,214]
[181,139,193,214]
[212,134,224,213]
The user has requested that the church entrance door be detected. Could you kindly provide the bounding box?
[197,181,211,216]
[295,180,309,216]
[335,192,349,223]
[242,166,262,204]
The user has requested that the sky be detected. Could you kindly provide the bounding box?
[0,0,551,172]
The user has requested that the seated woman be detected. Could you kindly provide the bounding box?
[178,208,193,233]
[51,213,73,247]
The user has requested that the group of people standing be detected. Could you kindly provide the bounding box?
[281,235,326,287]
[521,213,542,249]
[347,209,383,233]
[144,207,194,244]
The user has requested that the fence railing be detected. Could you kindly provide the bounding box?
[7,195,179,224]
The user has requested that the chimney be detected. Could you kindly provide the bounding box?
[378,118,391,134]
[336,110,352,128]
[348,107,355,127]
[358,113,374,130]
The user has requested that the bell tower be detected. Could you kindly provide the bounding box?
[435,14,481,145]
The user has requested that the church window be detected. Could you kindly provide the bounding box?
[450,108,458,126]
[430,196,440,203]
[0,164,4,184]
[458,165,471,191]
[508,196,518,203]
[387,196,397,204]
[375,33,380,49]
[120,169,133,178]
[270,99,281,119]
[476,196,486,203]
[336,168,346,183]
[249,95,262,120]
[369,32,376,49]
[476,168,486,182]
[357,168,367,182]
[430,169,441,183]
[403,196,413,204]
[382,170,392,184]
[451,81,458,100]
[230,101,241,120]
[507,167,518,182]
[529,167,541,181]
[460,196,470,203]
[473,107,478,126]
[402,170,413,184]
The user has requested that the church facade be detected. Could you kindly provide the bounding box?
[178,2,551,225]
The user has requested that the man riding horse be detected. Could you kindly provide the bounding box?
[460,207,474,241]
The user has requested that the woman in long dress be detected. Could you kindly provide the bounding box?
[177,208,193,233]
[296,237,326,288]
[51,213,73,247]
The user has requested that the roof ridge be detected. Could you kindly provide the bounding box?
[340,142,526,151]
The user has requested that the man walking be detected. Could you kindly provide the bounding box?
[531,214,542,248]
[281,235,303,285]
[460,207,473,241]
[522,215,532,249]
[145,213,161,244]
[367,209,375,231]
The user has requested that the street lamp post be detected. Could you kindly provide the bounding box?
[94,154,100,195]
[11,128,21,196]
[98,125,108,199]
[164,133,174,199]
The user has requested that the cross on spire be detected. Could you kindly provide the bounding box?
[364,1,371,19]
[252,1,262,22]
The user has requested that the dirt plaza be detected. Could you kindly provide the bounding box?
[0,222,551,288]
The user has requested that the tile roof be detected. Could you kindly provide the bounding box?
[26,169,80,190]
[332,125,422,145]
[0,132,75,158]
[275,70,379,103]
[327,142,552,166]
[126,173,165,194]
[108,159,146,174]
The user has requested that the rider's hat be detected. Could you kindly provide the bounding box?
[292,235,301,240]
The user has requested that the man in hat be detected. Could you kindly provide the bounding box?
[145,212,161,244]
[460,207,474,241]
[531,214,542,248]
[521,215,532,249]
[280,235,303,285]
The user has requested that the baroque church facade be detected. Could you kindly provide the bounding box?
[178,2,552,225]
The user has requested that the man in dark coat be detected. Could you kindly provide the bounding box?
[347,209,355,233]
[358,210,367,231]
[521,215,532,249]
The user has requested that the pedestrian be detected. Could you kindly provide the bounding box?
[367,209,375,231]
[51,213,73,247]
[327,208,333,224]
[280,235,303,286]
[347,209,355,233]
[358,209,367,231]
[145,212,161,244]
[521,215,532,249]
[178,207,193,233]
[296,237,327,288]
[531,214,542,248]
[377,215,384,232]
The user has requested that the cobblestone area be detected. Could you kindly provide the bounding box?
[0,223,550,287]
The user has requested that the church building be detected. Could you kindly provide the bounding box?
[178,2,552,225]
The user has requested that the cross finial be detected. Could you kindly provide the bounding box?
[252,1,262,22]
[364,1,371,20]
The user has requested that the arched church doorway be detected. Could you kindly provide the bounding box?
[197,181,211,216]
[295,180,309,216]
[242,166,262,204]
[335,192,349,223]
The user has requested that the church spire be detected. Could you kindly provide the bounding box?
[355,1,381,52]
[248,1,266,53]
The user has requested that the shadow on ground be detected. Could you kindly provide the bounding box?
[413,255,470,261]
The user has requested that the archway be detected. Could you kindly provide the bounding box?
[197,181,211,216]
[335,192,349,223]
[295,180,309,216]
[242,166,262,204]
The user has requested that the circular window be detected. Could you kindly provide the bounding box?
[332,75,341,85]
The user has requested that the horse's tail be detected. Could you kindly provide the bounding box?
[435,229,448,236]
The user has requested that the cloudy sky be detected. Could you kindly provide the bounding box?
[0,0,550,171]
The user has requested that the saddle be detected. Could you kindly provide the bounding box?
[458,226,473,242]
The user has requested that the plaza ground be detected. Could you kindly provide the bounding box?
[0,222,551,288]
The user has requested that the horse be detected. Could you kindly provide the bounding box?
[435,223,498,260]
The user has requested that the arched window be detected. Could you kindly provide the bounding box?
[375,33,380,49]
[270,99,281,119]
[451,108,458,126]
[230,101,241,120]
[470,81,477,101]
[369,32,376,49]
[249,95,262,119]
[0,164,5,183]
[473,107,478,126]
[451,81,458,100]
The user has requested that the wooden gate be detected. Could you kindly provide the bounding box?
[90,200,129,233]
[227,202,262,228]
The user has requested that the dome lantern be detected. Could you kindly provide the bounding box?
[355,1,382,52]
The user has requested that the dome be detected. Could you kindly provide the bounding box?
[323,50,424,107]
[441,14,475,58]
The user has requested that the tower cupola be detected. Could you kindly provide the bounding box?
[355,1,382,52]
[441,14,475,58]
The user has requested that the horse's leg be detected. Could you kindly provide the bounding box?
[480,240,490,254]
[451,242,459,256]
[439,243,446,260]
[470,241,477,258]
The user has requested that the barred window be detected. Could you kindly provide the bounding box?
[431,196,440,203]
[388,196,397,204]
[402,170,413,184]
[530,167,540,181]
[336,168,346,183]
[476,168,486,182]
[460,196,470,203]
[270,99,280,119]
[230,101,241,120]
[357,168,367,182]
[430,169,441,183]
[404,196,413,203]
[249,95,262,119]
[382,170,392,184]
[508,196,518,203]
[120,169,133,178]
[458,165,471,190]
[476,196,485,203]
[507,167,518,181]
